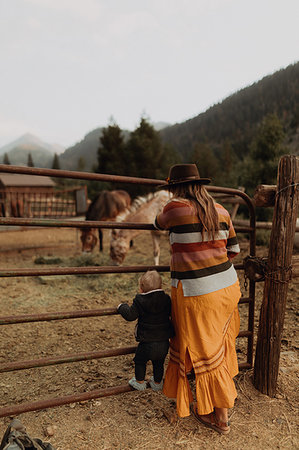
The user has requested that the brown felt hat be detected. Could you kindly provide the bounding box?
[158,164,211,189]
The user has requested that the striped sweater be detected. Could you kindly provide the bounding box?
[155,198,240,296]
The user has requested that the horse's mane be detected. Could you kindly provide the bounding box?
[115,190,170,222]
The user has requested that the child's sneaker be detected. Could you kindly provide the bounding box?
[129,377,147,391]
[149,376,163,391]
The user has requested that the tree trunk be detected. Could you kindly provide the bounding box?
[253,155,299,396]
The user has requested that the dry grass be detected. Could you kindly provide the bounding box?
[0,228,298,449]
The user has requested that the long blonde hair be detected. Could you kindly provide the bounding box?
[169,183,219,240]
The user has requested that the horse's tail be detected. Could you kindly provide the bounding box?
[85,193,103,220]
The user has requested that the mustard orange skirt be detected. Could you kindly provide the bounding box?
[163,280,241,417]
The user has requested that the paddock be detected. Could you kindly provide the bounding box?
[0,161,297,449]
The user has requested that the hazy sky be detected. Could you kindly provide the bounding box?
[1,0,298,149]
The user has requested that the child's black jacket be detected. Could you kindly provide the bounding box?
[118,289,174,342]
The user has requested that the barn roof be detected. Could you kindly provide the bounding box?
[0,173,55,187]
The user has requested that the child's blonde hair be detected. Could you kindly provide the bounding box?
[139,270,162,293]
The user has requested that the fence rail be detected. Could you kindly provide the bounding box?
[0,186,86,218]
[0,164,256,418]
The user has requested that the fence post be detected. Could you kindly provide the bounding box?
[253,155,299,395]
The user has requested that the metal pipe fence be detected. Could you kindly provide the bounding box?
[0,164,256,418]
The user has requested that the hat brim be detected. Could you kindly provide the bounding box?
[157,178,211,189]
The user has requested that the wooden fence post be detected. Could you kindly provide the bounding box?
[253,155,299,395]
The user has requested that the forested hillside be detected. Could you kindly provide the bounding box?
[58,63,298,178]
[59,128,105,171]
[160,62,299,161]
[56,62,298,204]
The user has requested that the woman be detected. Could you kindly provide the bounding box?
[155,164,241,435]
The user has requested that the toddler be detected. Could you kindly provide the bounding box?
[117,270,173,391]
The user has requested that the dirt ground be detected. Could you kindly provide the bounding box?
[0,227,298,450]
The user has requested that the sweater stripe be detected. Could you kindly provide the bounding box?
[170,221,229,234]
[171,260,232,280]
[171,265,238,296]
[170,229,229,245]
[155,200,240,296]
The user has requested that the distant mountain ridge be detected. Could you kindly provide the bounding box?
[0,133,64,156]
[58,122,168,171]
[1,63,298,171]
[0,123,170,171]
[58,63,299,172]
[160,62,299,160]
[59,128,104,171]
[0,133,65,169]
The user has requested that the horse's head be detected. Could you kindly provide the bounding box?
[110,230,130,265]
[80,228,98,253]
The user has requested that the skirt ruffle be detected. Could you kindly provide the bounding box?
[163,334,238,416]
[162,282,241,418]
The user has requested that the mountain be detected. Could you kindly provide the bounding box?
[159,62,299,161]
[57,63,298,173]
[152,122,172,131]
[0,133,65,168]
[59,127,131,171]
[59,128,103,171]
[2,145,54,168]
[58,123,170,171]
[0,133,65,156]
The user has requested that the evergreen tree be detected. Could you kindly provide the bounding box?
[251,114,285,162]
[95,117,178,196]
[125,117,177,195]
[238,113,286,196]
[52,153,60,170]
[237,113,287,220]
[3,153,10,165]
[97,120,125,174]
[77,156,86,172]
[96,120,126,190]
[27,153,34,167]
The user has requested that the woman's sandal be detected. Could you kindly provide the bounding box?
[191,403,231,435]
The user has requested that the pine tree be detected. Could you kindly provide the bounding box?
[52,153,60,170]
[96,117,178,196]
[97,121,126,176]
[27,153,34,167]
[77,157,86,171]
[239,113,286,196]
[96,120,127,191]
[3,153,10,165]
[125,117,177,195]
[236,113,287,220]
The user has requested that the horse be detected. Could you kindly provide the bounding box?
[80,190,131,253]
[110,190,171,265]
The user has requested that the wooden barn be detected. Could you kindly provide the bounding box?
[0,173,86,218]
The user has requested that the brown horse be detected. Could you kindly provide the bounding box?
[81,190,131,252]
[110,190,171,265]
